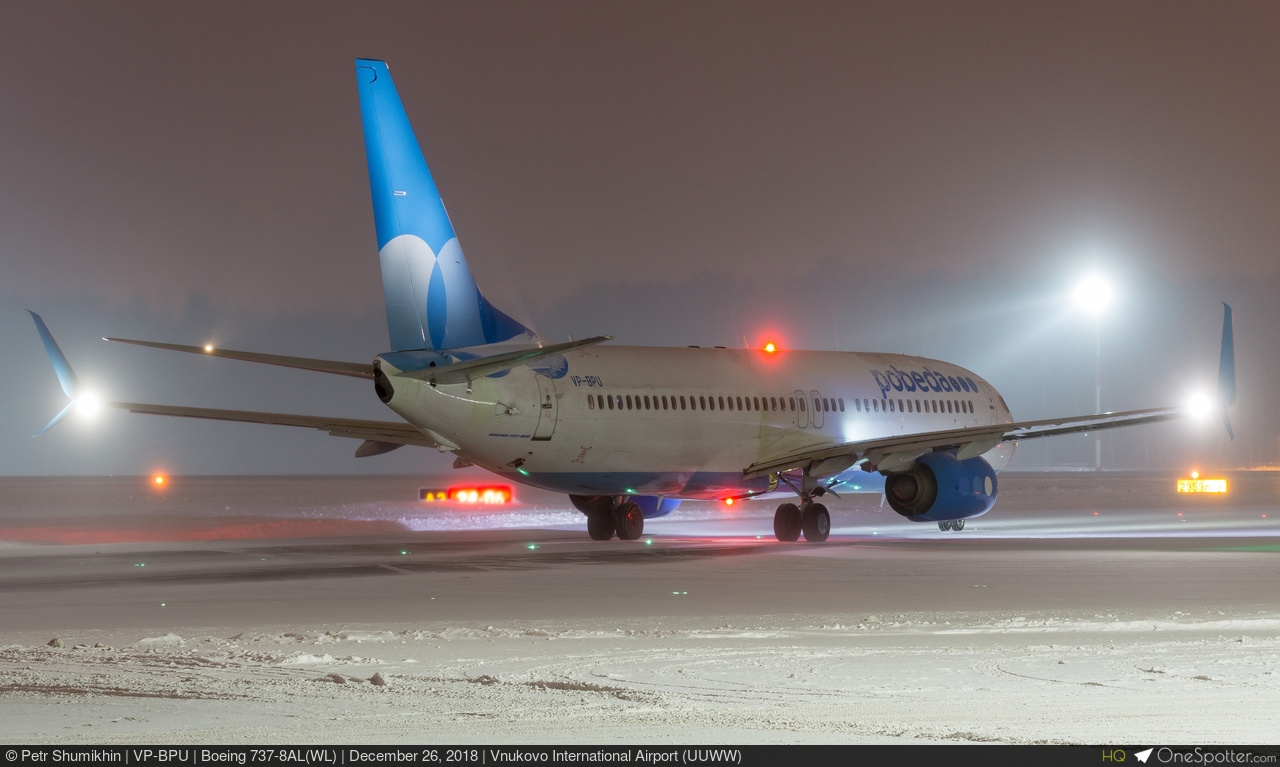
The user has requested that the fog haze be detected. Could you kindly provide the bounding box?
[1,1,1274,475]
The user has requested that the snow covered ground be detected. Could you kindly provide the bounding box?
[1,473,1278,744]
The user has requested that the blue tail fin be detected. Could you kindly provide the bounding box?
[1218,302,1235,440]
[28,311,84,436]
[355,59,534,352]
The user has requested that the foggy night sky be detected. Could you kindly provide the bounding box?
[1,1,1276,476]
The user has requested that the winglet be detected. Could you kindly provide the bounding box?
[28,311,83,436]
[1218,302,1235,440]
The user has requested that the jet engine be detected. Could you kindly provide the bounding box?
[883,452,997,522]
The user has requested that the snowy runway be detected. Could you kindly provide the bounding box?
[1,473,1278,743]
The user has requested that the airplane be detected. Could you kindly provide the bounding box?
[29,58,1237,543]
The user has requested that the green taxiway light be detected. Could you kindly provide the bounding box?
[625,488,636,494]
[160,603,166,607]
[527,544,539,550]
[400,550,409,555]
[517,468,529,476]
[645,539,653,545]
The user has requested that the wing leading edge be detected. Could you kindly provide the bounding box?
[743,405,1180,480]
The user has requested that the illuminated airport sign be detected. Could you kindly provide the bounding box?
[1176,478,1228,494]
[420,486,513,504]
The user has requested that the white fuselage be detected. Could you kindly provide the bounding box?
[378,346,1015,500]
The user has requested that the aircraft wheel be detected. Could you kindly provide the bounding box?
[587,508,616,540]
[613,501,644,540]
[773,503,801,542]
[953,519,966,531]
[938,520,952,532]
[801,503,830,542]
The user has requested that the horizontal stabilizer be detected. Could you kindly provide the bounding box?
[113,401,438,448]
[400,336,612,385]
[105,338,374,379]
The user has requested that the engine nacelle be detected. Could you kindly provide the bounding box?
[883,452,997,522]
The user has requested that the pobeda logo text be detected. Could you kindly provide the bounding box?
[872,366,980,399]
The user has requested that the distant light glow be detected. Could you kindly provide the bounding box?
[1072,273,1114,317]
[420,486,513,504]
[450,486,512,504]
[1190,470,1200,479]
[724,498,734,506]
[204,344,214,352]
[764,343,776,353]
[153,475,166,486]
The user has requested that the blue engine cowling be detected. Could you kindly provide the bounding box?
[568,494,681,519]
[630,495,681,519]
[883,452,997,522]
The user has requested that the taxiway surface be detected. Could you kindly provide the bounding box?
[1,473,1278,744]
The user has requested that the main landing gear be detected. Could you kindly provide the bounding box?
[772,501,830,542]
[574,496,644,541]
[937,519,966,532]
[772,471,833,543]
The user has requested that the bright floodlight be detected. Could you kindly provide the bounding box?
[1185,391,1215,420]
[76,391,102,418]
[1072,273,1114,316]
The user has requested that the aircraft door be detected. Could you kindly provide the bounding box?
[810,390,825,429]
[532,375,558,440]
[794,389,808,428]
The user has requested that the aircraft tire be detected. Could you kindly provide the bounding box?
[954,519,966,531]
[801,503,830,542]
[614,501,644,540]
[587,508,616,540]
[773,503,802,542]
[937,521,952,532]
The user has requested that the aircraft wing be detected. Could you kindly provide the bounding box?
[112,401,439,453]
[743,405,1184,480]
[746,301,1235,480]
[105,338,375,379]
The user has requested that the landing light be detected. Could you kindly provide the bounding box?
[76,391,102,418]
[1185,391,1215,420]
[764,343,776,353]
[724,498,734,506]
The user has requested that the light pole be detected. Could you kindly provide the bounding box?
[1072,274,1113,471]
